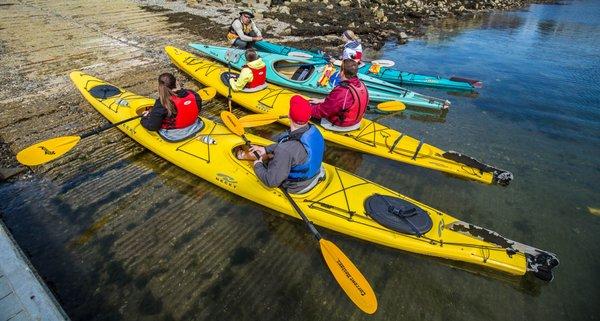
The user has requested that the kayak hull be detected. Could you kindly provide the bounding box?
[69,71,555,279]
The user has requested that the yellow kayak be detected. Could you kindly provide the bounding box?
[69,71,558,281]
[165,46,513,186]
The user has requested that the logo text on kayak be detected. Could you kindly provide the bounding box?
[216,173,237,188]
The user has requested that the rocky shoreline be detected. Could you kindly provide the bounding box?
[139,0,560,53]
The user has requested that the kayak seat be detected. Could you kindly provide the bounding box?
[157,119,205,143]
[365,194,432,236]
[291,166,326,195]
[291,65,314,81]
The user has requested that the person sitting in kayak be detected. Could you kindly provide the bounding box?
[141,73,203,142]
[229,49,267,92]
[340,30,363,63]
[309,59,369,132]
[236,95,326,194]
[227,9,263,49]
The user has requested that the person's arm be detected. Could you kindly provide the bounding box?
[229,67,253,91]
[232,20,255,42]
[253,144,293,188]
[310,86,347,119]
[141,100,167,131]
[251,21,262,38]
[190,90,202,113]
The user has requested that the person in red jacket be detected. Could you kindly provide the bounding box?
[309,59,369,132]
[141,73,203,142]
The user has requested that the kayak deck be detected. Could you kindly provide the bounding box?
[254,40,481,91]
[166,46,512,186]
[68,71,558,281]
[189,43,450,111]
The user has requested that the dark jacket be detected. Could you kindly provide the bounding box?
[141,90,202,131]
[254,125,323,193]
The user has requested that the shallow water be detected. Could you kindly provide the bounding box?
[1,1,599,320]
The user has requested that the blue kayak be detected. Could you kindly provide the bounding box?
[189,43,450,111]
[254,40,482,91]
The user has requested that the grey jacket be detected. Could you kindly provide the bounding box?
[253,125,319,193]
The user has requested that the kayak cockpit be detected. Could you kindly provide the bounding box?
[229,144,331,197]
[273,60,316,82]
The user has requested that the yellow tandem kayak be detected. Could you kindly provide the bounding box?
[69,71,558,281]
[164,46,513,186]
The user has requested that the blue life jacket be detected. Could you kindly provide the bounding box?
[278,125,325,182]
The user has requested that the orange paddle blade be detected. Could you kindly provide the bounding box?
[238,114,282,128]
[220,111,245,136]
[198,87,217,102]
[319,239,378,314]
[16,136,81,166]
[376,100,406,112]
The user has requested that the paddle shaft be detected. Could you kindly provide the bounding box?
[80,115,141,139]
[280,187,322,240]
[227,62,233,112]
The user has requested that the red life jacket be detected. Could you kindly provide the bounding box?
[353,51,363,62]
[243,64,267,89]
[332,80,369,127]
[161,91,200,129]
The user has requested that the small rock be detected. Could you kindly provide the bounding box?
[399,31,408,39]
[588,207,600,216]
[279,6,290,14]
[326,4,334,9]
[348,22,355,28]
[295,18,304,23]
[339,0,351,7]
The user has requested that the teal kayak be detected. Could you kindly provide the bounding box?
[254,41,482,91]
[189,43,450,112]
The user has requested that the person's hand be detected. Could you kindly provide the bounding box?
[254,36,263,41]
[142,110,150,117]
[249,145,266,158]
[308,98,324,104]
[253,158,263,166]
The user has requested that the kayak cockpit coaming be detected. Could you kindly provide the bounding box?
[272,60,317,83]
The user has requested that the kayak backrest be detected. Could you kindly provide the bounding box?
[273,60,315,82]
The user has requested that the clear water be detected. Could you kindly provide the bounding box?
[1,1,599,320]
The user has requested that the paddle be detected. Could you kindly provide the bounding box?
[220,111,378,314]
[227,62,233,112]
[16,87,218,166]
[286,52,395,67]
[237,100,406,128]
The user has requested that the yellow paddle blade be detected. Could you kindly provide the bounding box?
[220,111,245,136]
[238,114,281,128]
[198,87,217,102]
[16,136,81,166]
[376,100,406,112]
[319,239,378,314]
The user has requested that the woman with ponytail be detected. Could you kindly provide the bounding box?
[141,73,204,142]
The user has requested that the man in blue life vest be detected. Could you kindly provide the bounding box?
[229,49,267,92]
[236,95,326,194]
[227,9,263,49]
